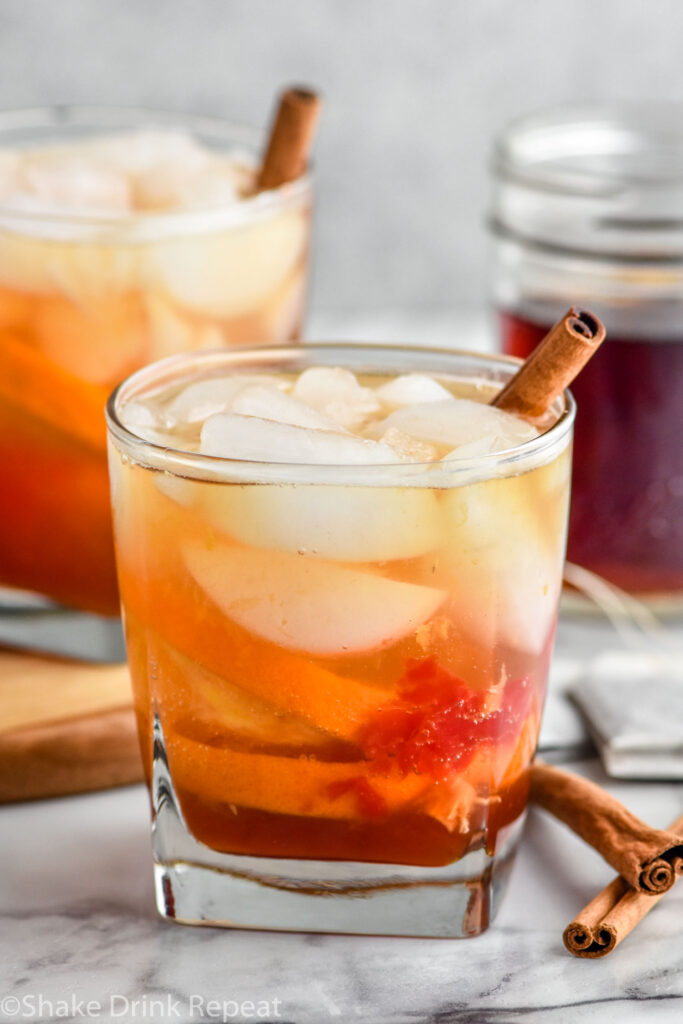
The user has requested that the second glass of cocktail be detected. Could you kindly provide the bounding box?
[0,101,315,655]
[106,343,574,937]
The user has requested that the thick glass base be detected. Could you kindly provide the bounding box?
[152,720,523,937]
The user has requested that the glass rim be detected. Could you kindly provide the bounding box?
[489,215,683,266]
[106,343,576,485]
[0,103,313,232]
[493,100,683,193]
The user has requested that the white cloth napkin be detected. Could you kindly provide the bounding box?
[571,650,683,779]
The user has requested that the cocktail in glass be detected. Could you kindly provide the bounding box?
[0,107,312,634]
[106,343,573,936]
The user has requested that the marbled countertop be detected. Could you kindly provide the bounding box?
[1,613,682,1023]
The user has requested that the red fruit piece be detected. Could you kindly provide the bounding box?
[361,659,534,782]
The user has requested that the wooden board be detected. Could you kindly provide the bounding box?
[0,649,144,803]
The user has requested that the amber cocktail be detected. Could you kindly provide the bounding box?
[106,344,573,936]
[0,107,312,624]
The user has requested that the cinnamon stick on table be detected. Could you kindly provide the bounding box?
[492,306,606,422]
[256,86,322,191]
[530,762,683,894]
[564,812,683,958]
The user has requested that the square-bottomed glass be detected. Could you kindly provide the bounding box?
[106,343,574,937]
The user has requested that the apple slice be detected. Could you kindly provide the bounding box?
[153,633,335,750]
[172,480,443,562]
[183,540,447,658]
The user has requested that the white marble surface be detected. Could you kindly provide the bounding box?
[1,763,682,1023]
[1,615,683,1023]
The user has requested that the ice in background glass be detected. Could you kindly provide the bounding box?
[106,343,574,937]
[0,106,312,621]
[491,103,683,603]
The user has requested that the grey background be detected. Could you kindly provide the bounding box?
[1,0,682,316]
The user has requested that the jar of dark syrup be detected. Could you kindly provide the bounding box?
[491,103,683,606]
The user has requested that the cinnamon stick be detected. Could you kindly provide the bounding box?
[529,762,683,894]
[564,813,683,958]
[256,86,322,191]
[492,306,606,422]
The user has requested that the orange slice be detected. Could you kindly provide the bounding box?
[166,732,430,821]
[119,567,392,741]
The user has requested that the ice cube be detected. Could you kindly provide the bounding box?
[153,471,197,507]
[164,374,288,426]
[119,400,170,445]
[440,476,564,655]
[376,373,453,408]
[16,149,132,213]
[442,436,512,460]
[377,399,537,453]
[178,162,245,209]
[134,164,207,212]
[231,385,342,431]
[87,131,209,177]
[379,427,440,462]
[0,146,140,298]
[183,540,447,656]
[146,208,308,318]
[292,367,381,431]
[201,413,402,464]
[92,131,255,211]
[187,481,443,562]
[133,158,245,212]
[120,400,157,431]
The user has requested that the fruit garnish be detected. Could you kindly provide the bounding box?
[360,659,534,781]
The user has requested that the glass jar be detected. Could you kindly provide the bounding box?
[490,103,683,605]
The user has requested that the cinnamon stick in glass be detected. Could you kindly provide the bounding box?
[530,762,683,894]
[256,86,322,191]
[492,306,606,421]
[564,812,683,958]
